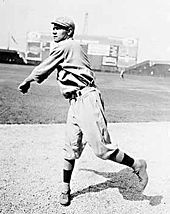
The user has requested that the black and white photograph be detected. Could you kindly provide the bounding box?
[0,0,170,213]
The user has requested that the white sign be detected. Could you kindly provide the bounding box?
[122,38,138,46]
[102,56,117,66]
[88,43,110,56]
[26,41,42,61]
[27,32,41,41]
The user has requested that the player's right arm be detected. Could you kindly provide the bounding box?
[18,79,32,94]
[18,45,65,94]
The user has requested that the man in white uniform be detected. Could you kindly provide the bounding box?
[18,17,148,206]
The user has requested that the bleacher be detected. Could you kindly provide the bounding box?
[0,49,26,65]
[126,60,170,77]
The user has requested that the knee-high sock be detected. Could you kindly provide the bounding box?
[109,149,134,167]
[62,159,75,191]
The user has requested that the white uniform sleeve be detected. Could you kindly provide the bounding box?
[28,45,65,83]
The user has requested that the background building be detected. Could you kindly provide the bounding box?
[25,31,138,72]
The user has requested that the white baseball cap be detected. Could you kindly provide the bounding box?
[51,16,75,30]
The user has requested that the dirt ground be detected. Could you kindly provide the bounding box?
[0,122,170,214]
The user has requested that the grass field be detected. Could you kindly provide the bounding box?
[1,63,170,124]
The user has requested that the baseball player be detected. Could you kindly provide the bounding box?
[18,17,148,206]
[120,68,125,79]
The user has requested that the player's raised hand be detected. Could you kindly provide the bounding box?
[18,80,30,94]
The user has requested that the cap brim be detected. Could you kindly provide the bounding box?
[51,21,68,28]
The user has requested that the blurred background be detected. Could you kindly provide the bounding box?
[1,0,170,75]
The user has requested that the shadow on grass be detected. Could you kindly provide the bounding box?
[71,168,163,206]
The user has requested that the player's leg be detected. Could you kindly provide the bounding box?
[108,149,148,190]
[60,158,75,206]
[59,100,84,206]
[78,88,148,190]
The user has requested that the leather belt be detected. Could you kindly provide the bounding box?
[64,86,96,100]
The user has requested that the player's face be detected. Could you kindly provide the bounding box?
[52,24,69,43]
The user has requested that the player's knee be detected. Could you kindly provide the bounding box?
[64,148,81,160]
[94,151,108,160]
[64,152,81,160]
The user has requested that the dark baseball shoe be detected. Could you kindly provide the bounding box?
[59,190,71,206]
[133,159,148,190]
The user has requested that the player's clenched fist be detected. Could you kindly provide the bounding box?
[18,80,30,94]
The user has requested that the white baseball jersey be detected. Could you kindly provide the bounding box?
[28,38,95,97]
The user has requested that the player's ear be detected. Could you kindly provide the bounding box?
[67,27,74,37]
